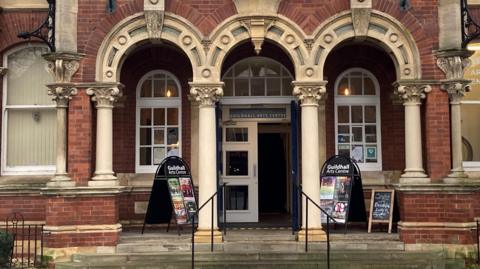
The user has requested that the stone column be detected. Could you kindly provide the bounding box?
[43,53,82,187]
[189,82,223,243]
[436,50,474,182]
[293,81,327,241]
[395,83,431,183]
[86,84,123,187]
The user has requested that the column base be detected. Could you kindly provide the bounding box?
[194,229,223,243]
[444,169,468,183]
[400,170,430,184]
[88,180,119,187]
[47,174,76,187]
[297,228,327,242]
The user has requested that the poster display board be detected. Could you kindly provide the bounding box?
[368,189,395,233]
[320,155,367,232]
[142,156,197,234]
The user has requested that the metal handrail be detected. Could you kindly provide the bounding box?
[476,220,479,264]
[190,183,227,269]
[293,184,336,269]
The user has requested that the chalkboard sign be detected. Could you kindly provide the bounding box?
[368,189,395,233]
[142,156,197,234]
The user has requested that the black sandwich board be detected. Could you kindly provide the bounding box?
[142,156,197,234]
[320,155,367,233]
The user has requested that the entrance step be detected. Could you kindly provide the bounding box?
[56,251,465,269]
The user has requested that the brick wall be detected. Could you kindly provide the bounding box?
[119,192,150,221]
[45,232,118,248]
[0,196,45,221]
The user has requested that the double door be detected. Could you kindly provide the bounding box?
[222,122,258,222]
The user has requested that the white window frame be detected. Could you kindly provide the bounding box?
[1,44,55,175]
[135,70,182,173]
[334,68,382,171]
[220,56,295,105]
[461,100,480,171]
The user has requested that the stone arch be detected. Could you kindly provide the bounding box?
[312,10,421,81]
[95,12,205,82]
[205,14,310,82]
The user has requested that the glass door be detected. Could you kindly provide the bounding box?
[222,122,258,222]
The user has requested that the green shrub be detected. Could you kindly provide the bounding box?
[0,231,14,268]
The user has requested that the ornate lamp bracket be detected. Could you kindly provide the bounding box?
[461,0,480,48]
[17,0,56,52]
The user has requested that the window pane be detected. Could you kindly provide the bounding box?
[226,128,248,142]
[153,79,165,97]
[350,77,362,95]
[265,61,280,76]
[461,104,480,161]
[226,151,248,176]
[337,125,350,143]
[281,78,292,96]
[166,79,179,97]
[235,79,249,96]
[140,128,152,145]
[7,47,53,106]
[224,78,233,96]
[226,185,249,210]
[6,109,56,166]
[266,78,281,96]
[251,62,264,77]
[141,79,152,97]
[351,106,363,123]
[154,129,165,144]
[251,78,265,96]
[365,125,377,143]
[337,78,349,96]
[167,146,180,157]
[365,106,376,123]
[154,108,165,125]
[235,61,251,78]
[167,127,179,145]
[167,108,179,125]
[153,147,166,165]
[364,77,375,95]
[352,126,363,142]
[140,109,152,125]
[140,147,151,165]
[338,106,349,123]
[338,144,350,158]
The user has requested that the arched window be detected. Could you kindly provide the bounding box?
[222,57,294,104]
[136,70,181,173]
[2,45,55,175]
[334,68,382,171]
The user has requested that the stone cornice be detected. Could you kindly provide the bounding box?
[435,49,473,80]
[292,81,327,105]
[41,186,127,196]
[393,182,480,192]
[189,82,224,107]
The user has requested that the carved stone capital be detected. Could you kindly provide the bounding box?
[86,83,124,108]
[394,83,431,105]
[435,50,474,80]
[189,82,224,107]
[441,79,470,105]
[292,81,327,105]
[43,52,84,83]
[47,83,78,108]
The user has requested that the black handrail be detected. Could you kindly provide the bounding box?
[190,183,227,269]
[293,184,336,269]
[476,220,479,264]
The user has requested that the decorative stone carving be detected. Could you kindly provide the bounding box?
[351,8,371,37]
[189,82,224,107]
[47,84,78,108]
[395,84,431,104]
[250,18,266,54]
[43,52,83,84]
[201,39,212,53]
[437,56,471,80]
[441,80,470,104]
[293,81,327,105]
[86,84,124,108]
[144,0,165,40]
[304,39,314,51]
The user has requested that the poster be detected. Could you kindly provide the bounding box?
[320,176,352,223]
[168,178,188,224]
[179,177,197,214]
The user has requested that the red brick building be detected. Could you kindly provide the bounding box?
[0,0,479,263]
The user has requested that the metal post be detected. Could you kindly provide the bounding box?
[477,220,479,264]
[28,225,31,267]
[34,225,38,266]
[305,197,308,253]
[191,215,195,269]
[223,184,227,236]
[211,198,214,252]
[327,216,330,269]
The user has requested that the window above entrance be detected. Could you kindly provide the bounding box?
[222,57,293,97]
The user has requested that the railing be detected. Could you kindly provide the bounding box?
[477,220,479,264]
[294,184,336,269]
[0,213,45,269]
[190,183,227,269]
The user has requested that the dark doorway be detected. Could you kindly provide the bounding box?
[258,133,287,214]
